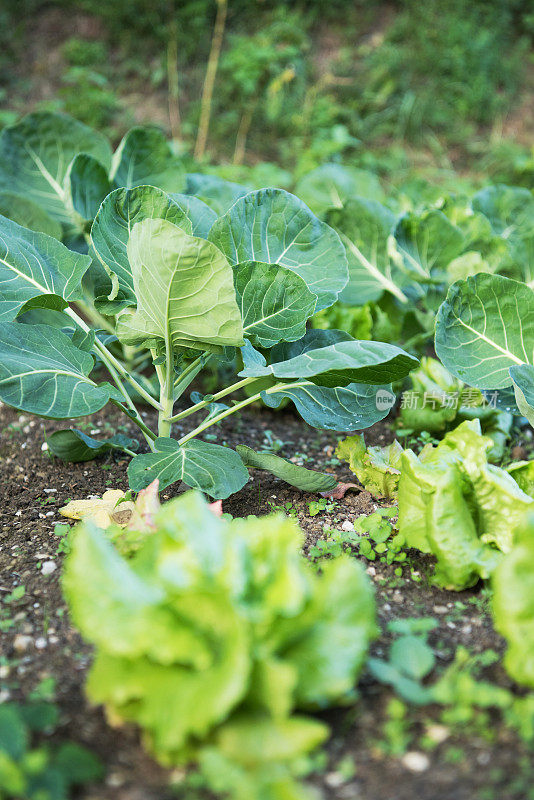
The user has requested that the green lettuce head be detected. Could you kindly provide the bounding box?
[397,419,534,590]
[493,512,534,688]
[63,491,377,798]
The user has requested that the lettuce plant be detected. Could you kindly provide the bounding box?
[397,419,534,589]
[493,512,534,688]
[398,356,513,460]
[63,491,377,799]
[336,435,403,499]
[435,273,534,427]
[0,113,418,499]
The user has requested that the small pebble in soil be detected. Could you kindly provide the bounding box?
[401,752,430,773]
[426,724,450,744]
[41,560,57,575]
[325,772,346,788]
[13,634,32,652]
[35,637,47,649]
[433,605,448,614]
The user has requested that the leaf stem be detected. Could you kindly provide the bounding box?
[167,376,258,423]
[94,349,156,450]
[178,388,263,445]
[65,307,163,411]
[109,399,157,446]
[173,354,209,400]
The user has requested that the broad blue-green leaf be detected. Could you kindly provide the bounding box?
[0,112,111,224]
[47,429,137,462]
[473,184,534,284]
[209,188,348,311]
[110,126,186,192]
[170,192,217,237]
[328,198,405,305]
[0,323,112,418]
[0,215,91,321]
[236,445,336,492]
[0,191,62,239]
[272,327,353,355]
[510,364,534,426]
[90,186,192,304]
[127,438,249,497]
[117,218,243,351]
[186,173,249,215]
[65,153,113,224]
[435,274,534,389]
[392,209,464,281]
[233,261,316,348]
[262,381,392,431]
[239,338,417,387]
[295,164,384,216]
[257,329,398,429]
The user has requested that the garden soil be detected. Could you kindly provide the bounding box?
[0,401,532,800]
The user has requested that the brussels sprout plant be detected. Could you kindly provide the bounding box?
[0,113,417,499]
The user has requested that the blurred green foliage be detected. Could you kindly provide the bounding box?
[0,0,533,170]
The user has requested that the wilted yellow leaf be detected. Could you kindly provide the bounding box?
[59,489,135,528]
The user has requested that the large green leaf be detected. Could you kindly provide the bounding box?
[0,322,112,418]
[47,429,136,462]
[128,438,249,497]
[209,188,348,311]
[392,209,464,281]
[90,186,192,304]
[233,261,316,348]
[260,330,396,429]
[0,191,62,239]
[435,274,534,389]
[262,381,392,431]
[170,193,217,237]
[186,173,249,215]
[236,445,336,492]
[473,184,534,284]
[510,364,534,426]
[295,164,384,216]
[239,338,417,387]
[110,126,186,192]
[65,153,113,225]
[118,218,243,352]
[329,198,401,305]
[0,215,91,321]
[0,112,111,224]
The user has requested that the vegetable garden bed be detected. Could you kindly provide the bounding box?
[2,401,534,800]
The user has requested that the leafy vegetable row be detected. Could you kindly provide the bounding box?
[0,112,417,499]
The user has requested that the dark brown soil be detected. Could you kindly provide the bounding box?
[0,400,532,800]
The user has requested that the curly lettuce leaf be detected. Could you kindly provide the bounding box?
[397,420,532,589]
[336,434,403,499]
[493,513,534,687]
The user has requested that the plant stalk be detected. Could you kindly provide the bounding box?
[167,16,181,138]
[166,376,258,423]
[194,0,228,160]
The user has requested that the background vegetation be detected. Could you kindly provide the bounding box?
[1,0,534,188]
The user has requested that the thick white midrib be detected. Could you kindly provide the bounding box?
[340,232,409,304]
[0,369,94,384]
[27,146,66,200]
[0,256,51,294]
[455,317,524,365]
